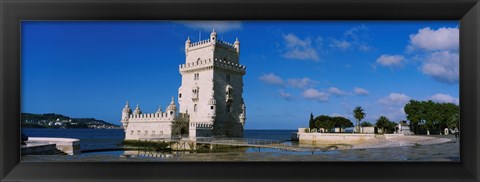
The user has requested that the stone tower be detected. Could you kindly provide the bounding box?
[179,30,246,137]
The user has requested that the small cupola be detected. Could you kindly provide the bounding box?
[133,104,142,115]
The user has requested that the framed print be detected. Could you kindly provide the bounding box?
[1,0,479,181]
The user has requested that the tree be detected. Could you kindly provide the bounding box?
[375,116,390,134]
[404,100,459,135]
[309,113,315,129]
[353,106,366,133]
[314,115,334,132]
[360,121,373,127]
[448,112,459,130]
[332,116,354,133]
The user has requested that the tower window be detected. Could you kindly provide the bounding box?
[194,73,199,80]
[179,93,182,98]
[194,104,197,112]
[211,106,214,110]
[226,74,231,82]
[227,105,231,112]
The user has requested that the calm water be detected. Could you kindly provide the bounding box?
[21,128,295,151]
[22,128,459,161]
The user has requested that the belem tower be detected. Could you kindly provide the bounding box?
[120,30,247,141]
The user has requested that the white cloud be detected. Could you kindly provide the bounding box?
[302,89,329,102]
[353,87,369,96]
[329,25,371,52]
[259,73,284,86]
[376,54,405,67]
[378,93,411,121]
[282,33,320,61]
[328,87,347,96]
[279,89,293,101]
[286,78,317,89]
[421,51,459,84]
[179,21,242,33]
[329,38,351,49]
[378,93,411,106]
[429,93,459,105]
[407,27,459,52]
[330,113,347,118]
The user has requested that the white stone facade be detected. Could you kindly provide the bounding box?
[121,30,246,140]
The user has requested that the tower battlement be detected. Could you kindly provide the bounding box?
[127,113,172,122]
[179,58,246,74]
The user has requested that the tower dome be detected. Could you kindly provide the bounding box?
[122,101,132,114]
[133,104,142,115]
[167,97,177,111]
[210,29,217,37]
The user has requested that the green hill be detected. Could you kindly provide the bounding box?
[21,113,120,129]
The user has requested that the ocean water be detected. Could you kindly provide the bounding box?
[21,128,295,151]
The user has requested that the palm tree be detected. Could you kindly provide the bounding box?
[375,116,392,134]
[353,106,366,133]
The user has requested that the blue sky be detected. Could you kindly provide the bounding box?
[21,21,459,129]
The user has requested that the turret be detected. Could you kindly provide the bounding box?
[185,36,191,55]
[234,37,240,55]
[121,101,132,130]
[210,29,217,42]
[133,104,142,115]
[210,29,217,51]
[122,101,132,119]
[166,96,177,119]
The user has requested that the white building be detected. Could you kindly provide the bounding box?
[121,30,247,141]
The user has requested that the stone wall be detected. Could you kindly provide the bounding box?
[27,137,80,155]
[298,133,376,144]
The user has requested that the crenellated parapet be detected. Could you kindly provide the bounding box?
[179,58,246,74]
[216,40,236,50]
[187,39,211,51]
[186,39,237,52]
[127,112,174,122]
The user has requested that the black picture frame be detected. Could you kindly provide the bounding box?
[1,0,479,181]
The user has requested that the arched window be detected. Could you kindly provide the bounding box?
[194,104,198,112]
[211,106,214,110]
[226,85,233,102]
